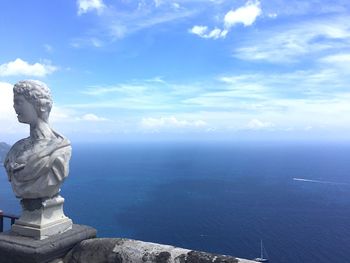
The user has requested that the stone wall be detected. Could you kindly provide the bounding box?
[60,238,256,263]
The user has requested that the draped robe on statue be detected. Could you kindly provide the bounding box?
[4,131,71,199]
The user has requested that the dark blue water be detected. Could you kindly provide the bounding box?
[1,141,350,263]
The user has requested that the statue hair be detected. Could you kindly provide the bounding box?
[13,80,53,122]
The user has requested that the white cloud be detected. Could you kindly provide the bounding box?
[0,82,14,120]
[77,0,105,15]
[207,28,228,39]
[181,67,350,134]
[82,84,148,96]
[0,83,96,140]
[0,58,57,77]
[224,0,262,28]
[189,0,260,40]
[141,116,207,130]
[0,82,26,137]
[81,113,108,121]
[189,26,227,39]
[233,16,350,63]
[190,25,208,36]
[51,107,76,123]
[51,106,110,123]
[318,53,350,73]
[319,53,350,64]
[245,119,274,130]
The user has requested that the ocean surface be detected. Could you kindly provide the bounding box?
[1,141,350,263]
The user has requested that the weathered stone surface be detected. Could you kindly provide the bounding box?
[63,238,256,263]
[64,238,123,263]
[0,224,96,263]
[12,196,72,240]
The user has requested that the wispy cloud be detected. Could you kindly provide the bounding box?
[57,63,350,135]
[70,37,104,48]
[233,15,350,63]
[77,0,105,15]
[73,78,210,111]
[52,108,109,124]
[74,0,197,44]
[4,68,350,138]
[43,44,53,53]
[80,113,109,121]
[0,58,57,77]
[107,8,196,40]
[244,119,274,130]
[141,116,207,132]
[262,0,350,17]
[82,84,149,96]
[319,53,350,72]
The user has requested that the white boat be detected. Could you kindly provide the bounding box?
[254,240,269,262]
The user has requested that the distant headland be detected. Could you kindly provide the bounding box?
[0,142,11,165]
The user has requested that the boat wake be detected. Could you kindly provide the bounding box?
[293,178,350,186]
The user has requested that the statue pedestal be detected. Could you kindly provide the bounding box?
[0,224,96,263]
[12,195,72,240]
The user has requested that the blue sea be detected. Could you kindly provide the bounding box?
[1,141,350,263]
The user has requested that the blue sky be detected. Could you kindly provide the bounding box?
[1,0,350,142]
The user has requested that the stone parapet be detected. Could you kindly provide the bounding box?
[63,238,256,263]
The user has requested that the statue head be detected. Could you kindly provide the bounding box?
[13,80,53,124]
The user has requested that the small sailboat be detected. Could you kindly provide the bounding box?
[254,240,269,262]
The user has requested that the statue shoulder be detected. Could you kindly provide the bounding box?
[52,130,71,147]
[5,138,29,159]
[11,138,29,149]
[35,132,71,160]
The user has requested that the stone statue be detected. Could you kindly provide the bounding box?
[3,80,72,239]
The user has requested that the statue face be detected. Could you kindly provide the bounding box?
[13,94,39,125]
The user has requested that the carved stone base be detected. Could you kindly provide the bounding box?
[12,195,72,240]
[0,224,97,263]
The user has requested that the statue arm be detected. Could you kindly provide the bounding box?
[48,146,72,185]
[51,156,67,183]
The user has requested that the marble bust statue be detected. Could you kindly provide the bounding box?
[4,80,71,199]
[3,80,73,239]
